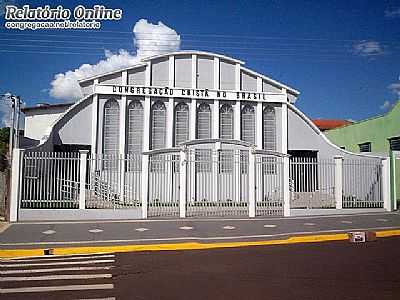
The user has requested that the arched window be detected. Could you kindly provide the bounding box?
[174,102,189,145]
[197,103,211,139]
[151,101,166,150]
[127,100,143,153]
[103,99,120,154]
[241,104,255,144]
[263,106,276,150]
[220,104,234,139]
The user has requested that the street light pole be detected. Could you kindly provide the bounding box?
[1,94,22,158]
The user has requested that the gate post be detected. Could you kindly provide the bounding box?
[283,155,290,217]
[141,154,149,219]
[79,150,88,210]
[179,147,187,218]
[10,148,24,222]
[334,156,343,210]
[248,147,256,218]
[382,157,392,211]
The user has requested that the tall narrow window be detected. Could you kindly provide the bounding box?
[220,104,234,139]
[197,103,211,139]
[103,99,120,154]
[241,104,255,144]
[263,106,276,150]
[151,101,166,150]
[174,102,189,145]
[127,100,143,153]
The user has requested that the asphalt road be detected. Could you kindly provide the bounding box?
[1,236,400,299]
[1,212,400,248]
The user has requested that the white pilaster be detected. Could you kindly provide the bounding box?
[256,78,263,149]
[190,99,197,140]
[10,148,24,222]
[79,150,89,209]
[281,101,288,154]
[234,101,241,140]
[119,95,127,155]
[214,57,220,90]
[141,154,149,219]
[169,55,174,87]
[235,63,241,90]
[192,54,197,89]
[334,156,343,209]
[91,79,99,156]
[167,98,174,147]
[248,148,256,218]
[213,100,219,139]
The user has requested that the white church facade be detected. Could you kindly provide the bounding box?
[14,51,390,221]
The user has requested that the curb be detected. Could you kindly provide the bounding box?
[1,229,400,258]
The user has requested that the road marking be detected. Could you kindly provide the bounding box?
[223,226,236,230]
[1,254,115,263]
[303,223,316,226]
[263,224,277,228]
[377,218,388,222]
[0,284,114,294]
[88,229,103,233]
[135,228,149,232]
[179,226,193,230]
[0,273,112,282]
[341,221,353,224]
[0,259,115,268]
[2,226,400,256]
[42,230,56,235]
[0,266,113,275]
[76,298,116,300]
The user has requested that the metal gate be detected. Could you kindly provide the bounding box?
[186,149,249,217]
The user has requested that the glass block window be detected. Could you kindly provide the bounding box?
[220,104,234,139]
[127,100,143,153]
[103,99,120,154]
[174,102,189,145]
[197,103,211,139]
[241,104,255,144]
[151,101,166,150]
[263,106,276,150]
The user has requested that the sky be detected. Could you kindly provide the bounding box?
[0,0,399,126]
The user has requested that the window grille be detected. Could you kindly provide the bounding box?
[263,106,276,151]
[103,99,120,154]
[241,104,255,144]
[174,102,189,145]
[151,101,167,150]
[389,137,400,151]
[359,142,371,153]
[220,104,234,139]
[219,150,234,173]
[197,103,211,139]
[127,100,143,153]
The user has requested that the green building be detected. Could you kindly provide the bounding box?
[325,100,400,206]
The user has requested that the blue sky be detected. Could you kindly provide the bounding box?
[0,0,400,122]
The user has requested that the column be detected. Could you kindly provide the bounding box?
[256,77,263,150]
[91,79,99,157]
[10,148,24,222]
[382,157,392,211]
[283,155,290,216]
[179,148,188,218]
[119,95,127,202]
[79,150,89,209]
[334,156,343,209]
[248,147,256,217]
[234,101,241,203]
[390,150,397,211]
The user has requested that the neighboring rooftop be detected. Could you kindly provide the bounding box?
[22,102,74,113]
[312,119,353,132]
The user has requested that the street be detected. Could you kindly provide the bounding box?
[1,236,400,299]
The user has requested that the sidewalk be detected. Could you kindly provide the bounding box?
[1,211,400,257]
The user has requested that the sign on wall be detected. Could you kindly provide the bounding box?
[94,84,287,102]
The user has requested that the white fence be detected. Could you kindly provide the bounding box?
[8,148,392,221]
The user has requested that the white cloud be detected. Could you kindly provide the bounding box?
[385,8,400,18]
[49,19,181,102]
[353,40,385,57]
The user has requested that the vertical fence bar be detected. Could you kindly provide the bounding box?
[334,156,343,210]
[79,150,88,209]
[141,154,149,218]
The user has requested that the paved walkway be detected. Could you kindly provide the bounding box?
[1,211,400,249]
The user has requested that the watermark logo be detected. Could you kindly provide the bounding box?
[3,5,123,30]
